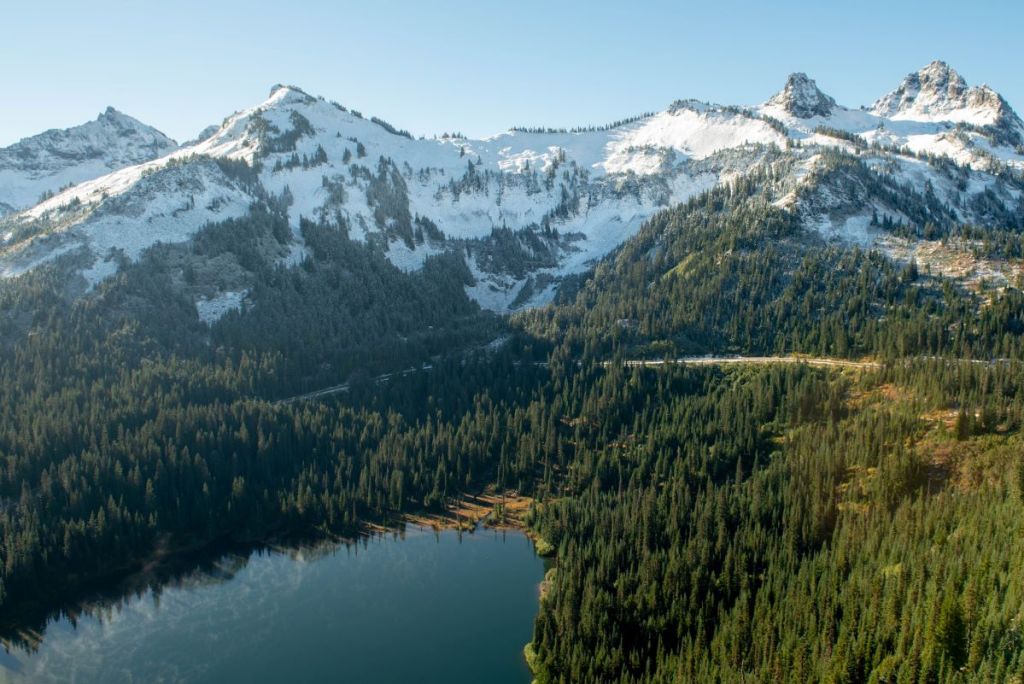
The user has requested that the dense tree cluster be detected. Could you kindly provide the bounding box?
[1,160,1024,684]
[521,177,1024,362]
[509,112,656,135]
[527,361,1024,683]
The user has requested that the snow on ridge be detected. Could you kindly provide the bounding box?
[15,66,1019,232]
[869,60,1008,125]
[9,61,1024,219]
[4,158,255,288]
[2,69,1022,311]
[754,60,1023,171]
[0,107,178,213]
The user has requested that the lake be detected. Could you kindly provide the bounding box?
[0,527,545,683]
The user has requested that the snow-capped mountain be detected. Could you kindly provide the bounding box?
[766,73,836,119]
[0,85,788,309]
[871,60,1016,126]
[0,108,178,216]
[759,62,1024,168]
[1,62,1022,317]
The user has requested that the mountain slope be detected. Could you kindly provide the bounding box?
[0,108,177,216]
[2,64,1024,684]
[1,63,1022,318]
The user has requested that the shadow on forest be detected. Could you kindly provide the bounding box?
[0,524,450,659]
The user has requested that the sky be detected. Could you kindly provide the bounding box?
[2,0,1021,146]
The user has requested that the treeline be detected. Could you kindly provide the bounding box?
[520,175,1024,363]
[509,112,655,135]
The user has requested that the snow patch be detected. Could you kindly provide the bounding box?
[385,240,444,272]
[279,241,310,268]
[196,290,248,325]
[807,213,878,246]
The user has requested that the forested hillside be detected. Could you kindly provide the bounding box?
[2,87,1024,682]
[521,167,1024,363]
[526,361,1024,683]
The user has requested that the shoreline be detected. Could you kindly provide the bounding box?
[384,489,536,533]
[0,488,539,649]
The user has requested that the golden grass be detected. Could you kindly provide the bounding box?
[397,488,536,532]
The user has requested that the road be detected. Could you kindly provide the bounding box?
[613,355,881,370]
[275,365,433,405]
[276,355,881,404]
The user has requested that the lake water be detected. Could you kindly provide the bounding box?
[0,527,545,684]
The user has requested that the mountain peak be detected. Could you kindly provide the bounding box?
[0,108,178,214]
[912,60,969,100]
[918,59,963,82]
[94,106,176,140]
[97,106,136,124]
[266,84,315,107]
[766,73,836,118]
[872,60,987,120]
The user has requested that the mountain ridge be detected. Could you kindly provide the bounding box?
[0,107,177,216]
[872,60,1014,123]
[1,61,1021,318]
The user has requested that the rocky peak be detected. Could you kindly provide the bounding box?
[766,73,836,118]
[870,60,1019,130]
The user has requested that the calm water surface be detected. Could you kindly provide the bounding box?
[0,527,544,683]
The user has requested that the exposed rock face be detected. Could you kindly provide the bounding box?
[767,73,836,118]
[873,61,1008,123]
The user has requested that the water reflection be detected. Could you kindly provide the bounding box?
[0,527,543,684]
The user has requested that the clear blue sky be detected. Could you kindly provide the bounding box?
[2,0,1020,146]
